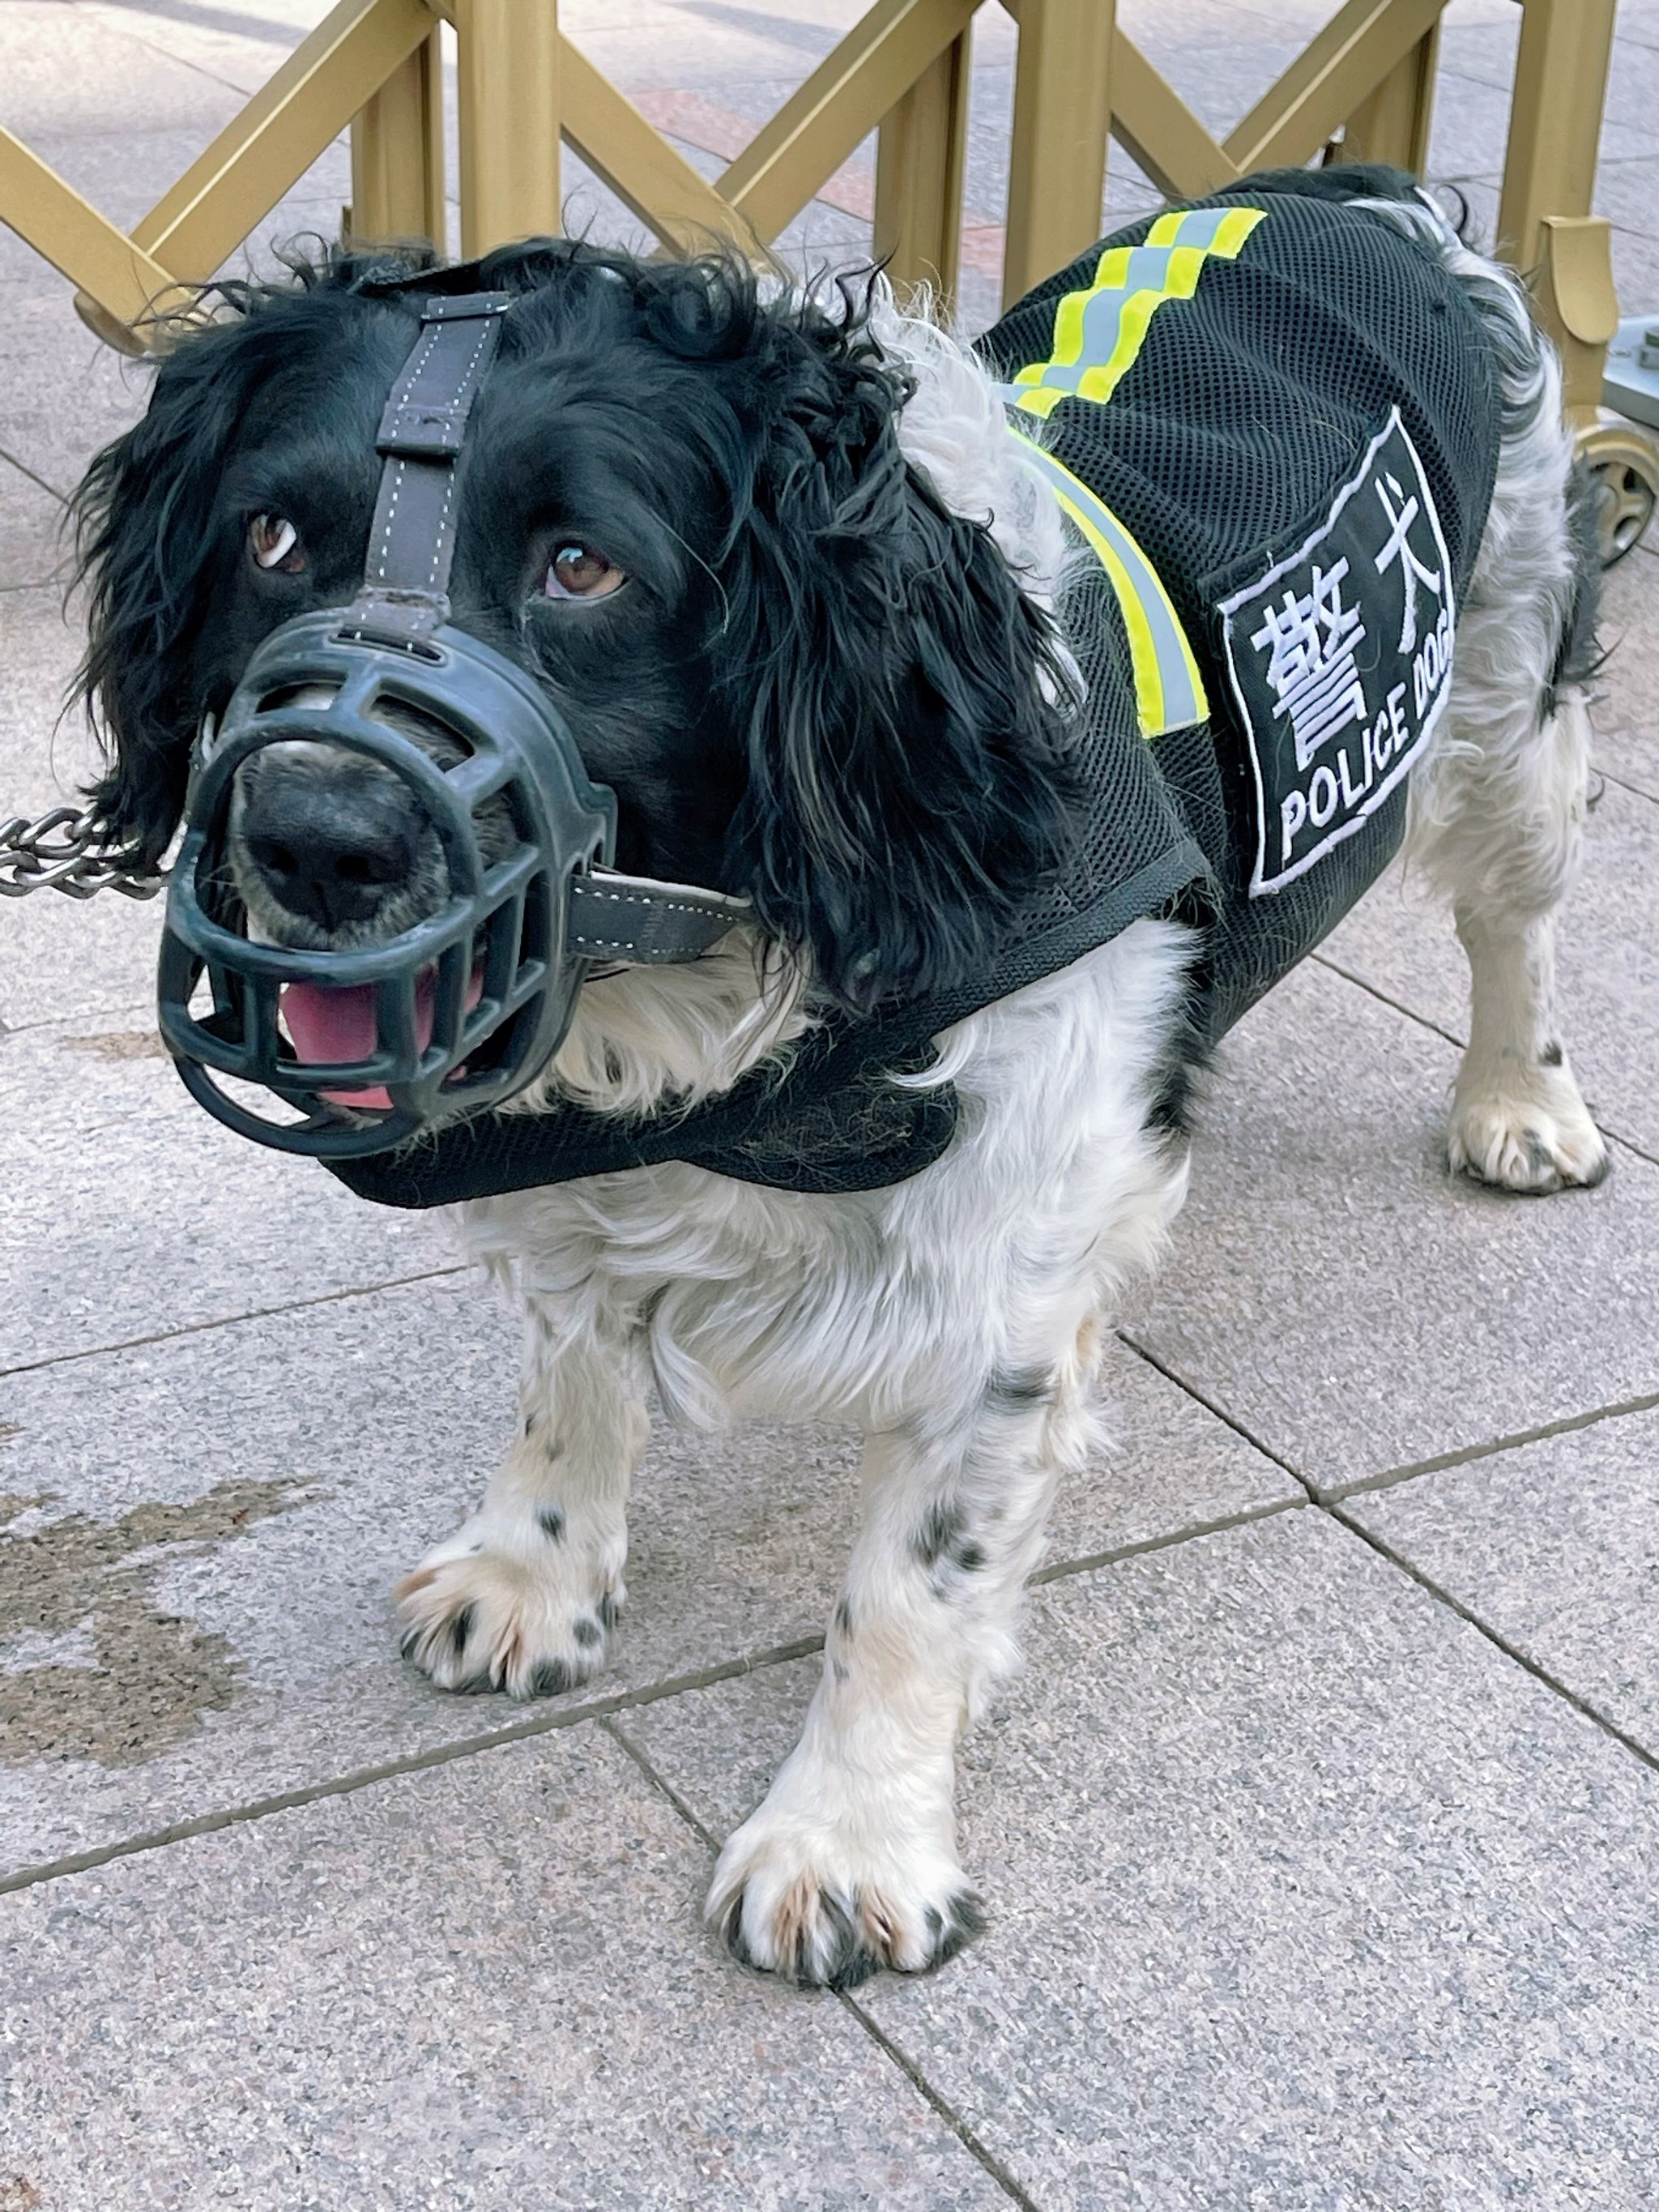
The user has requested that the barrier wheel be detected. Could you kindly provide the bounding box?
[1576,414,1659,566]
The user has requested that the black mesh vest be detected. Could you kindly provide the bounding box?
[327,168,1501,1211]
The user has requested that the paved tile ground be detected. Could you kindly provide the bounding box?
[2,3,1657,2205]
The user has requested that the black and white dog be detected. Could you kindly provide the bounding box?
[73,168,1605,1988]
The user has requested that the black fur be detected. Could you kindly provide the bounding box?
[72,238,1080,1013]
[1548,460,1606,712]
[983,1365,1053,1409]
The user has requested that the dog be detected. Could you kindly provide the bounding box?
[71,165,1606,1988]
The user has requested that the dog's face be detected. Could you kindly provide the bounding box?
[75,244,1074,1039]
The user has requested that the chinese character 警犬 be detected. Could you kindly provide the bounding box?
[1250,557,1368,772]
[1372,469,1444,653]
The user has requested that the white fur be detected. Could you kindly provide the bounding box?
[1358,194,1607,1194]
[395,233,1606,1983]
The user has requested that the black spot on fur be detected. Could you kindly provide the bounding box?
[527,1658,574,1697]
[537,1506,565,1542]
[928,1890,987,1966]
[1141,932,1213,1137]
[984,1365,1052,1409]
[808,1890,880,1992]
[449,1603,476,1658]
[720,1895,758,1972]
[953,1540,987,1574]
[1540,1040,1563,1067]
[522,1410,540,1438]
[1524,1133,1557,1179]
[597,1591,619,1631]
[1546,461,1606,714]
[833,1597,853,1640]
[912,1501,966,1571]
[573,1616,601,1648]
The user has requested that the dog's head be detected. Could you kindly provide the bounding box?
[75,241,1075,1074]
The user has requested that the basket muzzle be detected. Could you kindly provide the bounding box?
[155,284,748,1159]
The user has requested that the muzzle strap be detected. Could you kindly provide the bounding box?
[568,868,753,962]
[354,291,514,642]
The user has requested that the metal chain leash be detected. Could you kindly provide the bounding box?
[0,804,167,901]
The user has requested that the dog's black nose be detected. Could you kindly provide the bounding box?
[237,753,422,931]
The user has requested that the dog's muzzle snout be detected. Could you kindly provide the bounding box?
[158,611,620,1156]
[234,741,427,936]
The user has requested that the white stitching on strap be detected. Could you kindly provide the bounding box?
[373,461,405,582]
[424,319,494,589]
[577,887,736,917]
[427,468,458,588]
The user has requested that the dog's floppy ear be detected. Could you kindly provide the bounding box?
[71,314,280,862]
[719,314,1077,1013]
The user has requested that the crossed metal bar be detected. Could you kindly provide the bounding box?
[0,0,1631,428]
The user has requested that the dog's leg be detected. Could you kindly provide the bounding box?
[1417,636,1607,1195]
[395,1303,648,1697]
[706,1347,1095,1988]
[703,921,1196,1985]
[1446,687,1607,1193]
[1404,271,1607,1195]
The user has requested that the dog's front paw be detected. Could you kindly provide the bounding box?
[706,1800,983,1989]
[1448,1061,1610,1195]
[394,1542,621,1700]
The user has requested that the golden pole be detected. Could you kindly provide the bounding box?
[455,0,562,256]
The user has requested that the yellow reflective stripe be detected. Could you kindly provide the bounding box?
[1025,210,1187,399]
[1009,434,1209,739]
[1051,480,1171,734]
[1011,204,1266,421]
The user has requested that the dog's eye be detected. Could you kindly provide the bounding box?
[248,514,305,574]
[544,542,625,601]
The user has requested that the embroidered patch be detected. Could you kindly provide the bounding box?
[1218,408,1456,898]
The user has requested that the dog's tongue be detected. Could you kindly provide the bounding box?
[280,970,446,1109]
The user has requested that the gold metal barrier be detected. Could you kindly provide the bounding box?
[0,0,1651,542]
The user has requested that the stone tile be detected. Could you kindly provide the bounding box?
[79,0,322,100]
[0,284,151,497]
[1350,1407,1659,1753]
[0,1288,851,1860]
[0,1014,455,1372]
[0,1723,1009,2210]
[1427,64,1525,182]
[1610,221,1659,324]
[0,1255,1296,1873]
[0,1276,507,1873]
[1319,776,1659,1163]
[1047,1334,1301,1564]
[1618,0,1659,52]
[1597,543,1659,802]
[0,455,70,590]
[1125,960,1659,1490]
[0,587,176,1033]
[1433,14,1517,97]
[626,1510,1659,2207]
[0,2,242,142]
[1597,156,1659,241]
[1601,25,1659,136]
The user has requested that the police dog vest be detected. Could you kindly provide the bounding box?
[330,169,1500,1210]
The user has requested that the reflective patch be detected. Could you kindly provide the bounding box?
[1219,407,1456,898]
[1007,433,1208,738]
[1007,204,1267,422]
